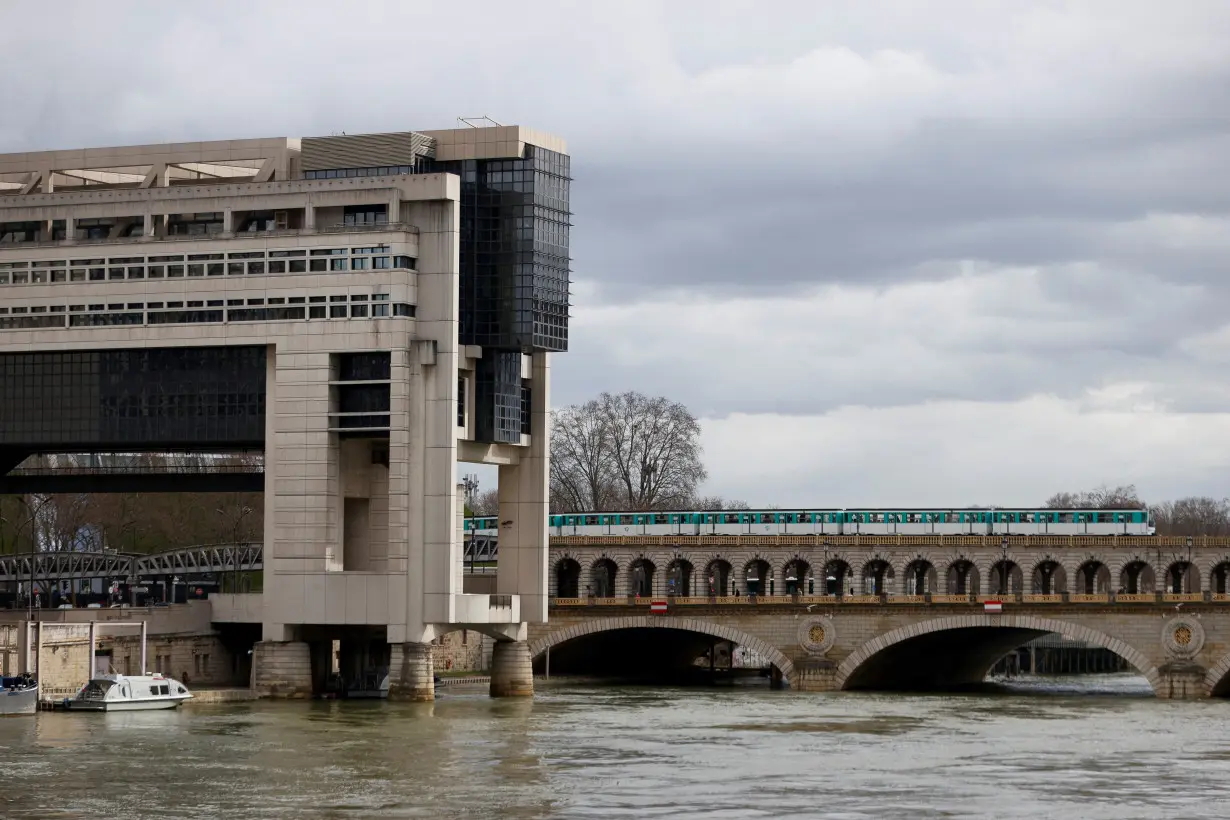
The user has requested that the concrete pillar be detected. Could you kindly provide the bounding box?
[304,202,316,231]
[388,642,434,701]
[496,353,551,622]
[252,641,313,698]
[489,640,533,698]
[143,213,156,238]
[64,216,75,244]
[222,208,234,237]
[388,194,401,224]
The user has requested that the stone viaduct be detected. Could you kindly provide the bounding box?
[527,535,1230,699]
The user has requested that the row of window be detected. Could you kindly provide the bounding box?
[0,295,414,329]
[0,249,417,285]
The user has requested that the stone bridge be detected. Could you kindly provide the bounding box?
[528,600,1230,699]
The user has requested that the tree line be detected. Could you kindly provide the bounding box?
[1043,484,1230,536]
[0,453,262,556]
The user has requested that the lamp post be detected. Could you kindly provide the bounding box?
[1185,536,1194,594]
[1000,537,1010,597]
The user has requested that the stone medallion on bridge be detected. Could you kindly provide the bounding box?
[1162,617,1205,658]
[798,617,836,655]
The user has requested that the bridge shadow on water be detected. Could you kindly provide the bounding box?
[535,624,1161,697]
[532,627,778,688]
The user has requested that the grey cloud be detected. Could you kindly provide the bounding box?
[3,0,1229,444]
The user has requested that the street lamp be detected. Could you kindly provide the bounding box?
[1185,536,1194,594]
[1000,537,1010,596]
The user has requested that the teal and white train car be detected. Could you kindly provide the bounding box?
[692,510,845,536]
[550,513,697,537]
[991,509,1153,536]
[468,507,1155,538]
[463,516,499,538]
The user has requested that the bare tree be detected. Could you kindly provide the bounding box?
[550,400,616,512]
[691,495,750,511]
[471,489,499,516]
[1045,484,1144,509]
[550,391,708,512]
[602,392,706,510]
[1151,497,1230,536]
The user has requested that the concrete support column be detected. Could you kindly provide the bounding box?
[496,353,551,623]
[489,640,533,698]
[221,207,234,237]
[388,195,401,224]
[388,642,434,701]
[252,640,313,698]
[304,202,316,231]
[64,216,75,245]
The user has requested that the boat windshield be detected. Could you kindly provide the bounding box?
[79,680,116,700]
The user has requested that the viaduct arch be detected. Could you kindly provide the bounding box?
[835,614,1161,694]
[527,615,796,682]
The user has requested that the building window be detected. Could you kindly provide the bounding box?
[343,205,388,226]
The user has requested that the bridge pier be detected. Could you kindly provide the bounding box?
[388,643,435,701]
[490,641,534,697]
[1157,662,1207,700]
[794,660,838,692]
[252,640,313,698]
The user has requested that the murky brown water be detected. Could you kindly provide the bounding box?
[2,675,1229,819]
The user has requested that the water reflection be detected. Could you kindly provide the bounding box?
[1,675,1228,819]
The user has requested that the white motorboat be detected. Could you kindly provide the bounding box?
[1,675,38,716]
[66,673,192,712]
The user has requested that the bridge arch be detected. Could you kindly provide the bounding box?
[836,614,1160,694]
[1202,652,1230,697]
[528,615,795,682]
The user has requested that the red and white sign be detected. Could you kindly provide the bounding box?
[984,600,1003,614]
[650,600,668,613]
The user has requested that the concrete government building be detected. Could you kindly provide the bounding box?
[0,124,570,699]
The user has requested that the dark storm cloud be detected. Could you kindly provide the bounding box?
[2,1,1229,495]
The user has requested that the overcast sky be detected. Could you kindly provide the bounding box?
[3,0,1228,507]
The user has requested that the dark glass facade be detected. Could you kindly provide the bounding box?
[474,349,524,444]
[440,143,571,443]
[0,346,267,449]
[441,144,571,353]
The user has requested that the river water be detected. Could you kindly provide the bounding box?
[3,675,1230,819]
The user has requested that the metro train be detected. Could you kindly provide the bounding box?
[463,508,1155,538]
